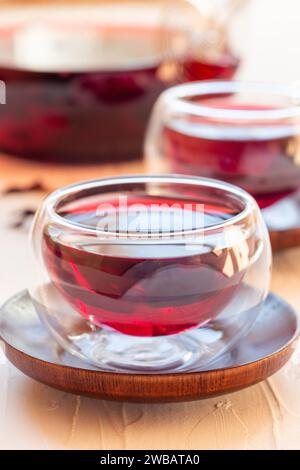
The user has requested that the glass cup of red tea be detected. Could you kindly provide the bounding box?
[30,175,271,373]
[146,81,300,210]
[0,1,239,165]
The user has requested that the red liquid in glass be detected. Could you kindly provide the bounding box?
[0,25,169,164]
[43,195,252,337]
[163,103,300,208]
[0,23,238,164]
[182,51,239,82]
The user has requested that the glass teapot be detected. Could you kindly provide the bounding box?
[0,0,245,165]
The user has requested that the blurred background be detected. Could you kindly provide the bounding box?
[0,0,297,81]
[0,0,299,189]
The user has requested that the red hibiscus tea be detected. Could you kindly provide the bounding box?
[31,176,270,371]
[43,193,254,337]
[158,85,300,208]
[182,50,239,82]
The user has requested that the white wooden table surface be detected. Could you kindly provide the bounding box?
[1,0,300,450]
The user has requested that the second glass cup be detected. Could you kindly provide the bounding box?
[30,175,271,373]
[145,81,300,209]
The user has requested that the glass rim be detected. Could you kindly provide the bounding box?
[160,80,300,121]
[0,4,168,73]
[43,174,257,240]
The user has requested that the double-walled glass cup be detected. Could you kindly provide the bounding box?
[30,175,271,373]
[145,81,300,209]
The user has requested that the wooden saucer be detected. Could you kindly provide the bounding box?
[264,193,300,251]
[0,291,299,403]
[270,227,300,251]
